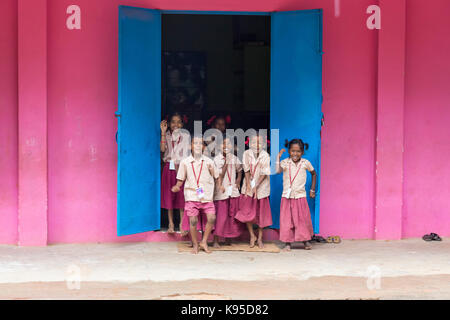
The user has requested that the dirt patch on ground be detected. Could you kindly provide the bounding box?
[1,274,449,300]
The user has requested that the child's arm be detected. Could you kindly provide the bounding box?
[171,179,184,193]
[244,171,251,192]
[310,170,317,198]
[235,170,242,190]
[160,120,168,153]
[275,149,286,174]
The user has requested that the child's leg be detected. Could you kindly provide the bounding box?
[189,216,199,254]
[179,209,188,236]
[200,214,216,254]
[167,209,175,233]
[257,227,264,248]
[213,235,220,248]
[246,222,257,247]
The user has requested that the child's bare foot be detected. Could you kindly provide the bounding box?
[283,243,291,252]
[180,225,189,237]
[257,238,264,249]
[191,244,199,254]
[213,241,220,248]
[304,241,312,250]
[249,235,257,248]
[199,241,211,254]
[167,224,175,234]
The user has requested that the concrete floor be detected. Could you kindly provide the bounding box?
[0,239,449,299]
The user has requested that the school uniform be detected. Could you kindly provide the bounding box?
[177,155,216,231]
[235,149,273,228]
[212,153,245,238]
[161,130,189,210]
[278,157,315,242]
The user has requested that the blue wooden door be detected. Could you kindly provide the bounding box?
[117,6,161,236]
[270,10,323,233]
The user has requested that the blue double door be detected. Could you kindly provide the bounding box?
[117,6,323,236]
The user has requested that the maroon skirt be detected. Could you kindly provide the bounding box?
[161,162,185,210]
[235,195,273,228]
[279,197,314,242]
[213,198,244,238]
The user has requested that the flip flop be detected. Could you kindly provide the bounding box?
[326,236,334,243]
[333,236,342,244]
[422,234,433,241]
[430,233,442,241]
[312,235,327,243]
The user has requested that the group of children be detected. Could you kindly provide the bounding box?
[160,113,317,254]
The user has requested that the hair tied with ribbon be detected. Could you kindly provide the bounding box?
[266,139,271,147]
[206,115,217,126]
[182,114,189,124]
[225,115,232,124]
[245,137,249,146]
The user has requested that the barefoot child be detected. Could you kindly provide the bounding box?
[160,113,189,235]
[235,134,272,248]
[172,135,217,254]
[212,136,244,247]
[276,139,317,251]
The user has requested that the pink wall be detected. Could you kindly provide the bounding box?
[403,0,450,237]
[0,0,18,245]
[2,0,449,245]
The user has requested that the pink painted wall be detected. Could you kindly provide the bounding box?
[403,0,450,237]
[0,0,18,245]
[45,0,377,243]
[2,0,449,244]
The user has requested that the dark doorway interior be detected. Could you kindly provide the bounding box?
[160,14,271,231]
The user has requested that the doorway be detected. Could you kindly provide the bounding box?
[159,13,271,231]
[117,6,323,237]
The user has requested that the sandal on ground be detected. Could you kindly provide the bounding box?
[313,235,327,243]
[326,236,334,243]
[332,236,342,244]
[422,234,433,241]
[430,233,442,241]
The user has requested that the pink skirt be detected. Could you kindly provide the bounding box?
[213,198,244,238]
[279,197,314,242]
[181,203,215,232]
[235,195,273,228]
[161,162,185,210]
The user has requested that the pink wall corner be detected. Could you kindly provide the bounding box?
[45,0,379,243]
[403,0,450,238]
[0,0,18,245]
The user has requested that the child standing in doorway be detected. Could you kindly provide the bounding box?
[160,113,189,235]
[172,135,217,254]
[204,114,231,158]
[276,139,317,251]
[212,136,244,247]
[235,134,272,248]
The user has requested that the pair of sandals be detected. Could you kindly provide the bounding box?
[326,236,341,244]
[311,235,341,244]
[423,233,442,242]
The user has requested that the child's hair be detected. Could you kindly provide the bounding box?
[284,138,309,153]
[206,114,231,127]
[165,112,189,125]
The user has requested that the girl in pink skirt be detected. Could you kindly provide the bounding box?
[235,134,272,248]
[275,139,317,251]
[160,113,190,235]
[212,136,244,247]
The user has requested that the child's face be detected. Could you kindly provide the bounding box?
[249,136,259,153]
[289,144,303,162]
[222,138,233,155]
[191,137,204,155]
[213,118,226,133]
[170,115,183,132]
